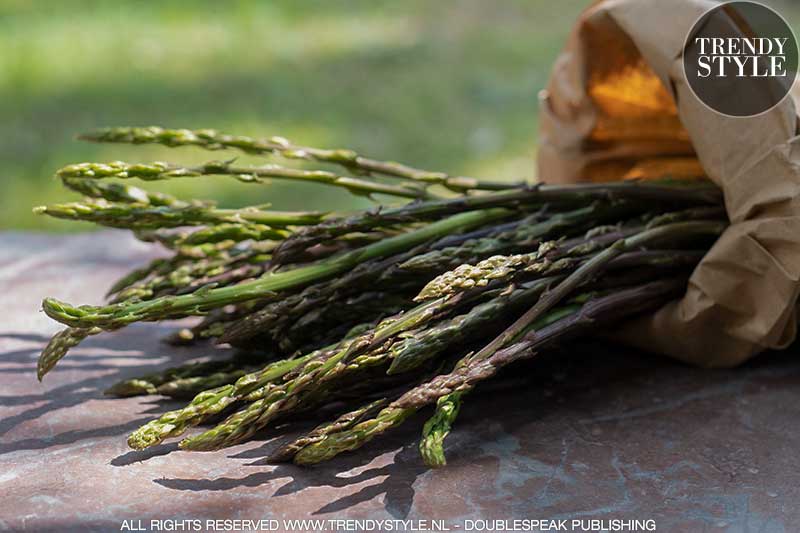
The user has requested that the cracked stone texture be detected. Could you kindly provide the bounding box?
[1,231,799,533]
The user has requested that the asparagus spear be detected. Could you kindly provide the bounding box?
[57,160,431,200]
[270,183,721,265]
[127,351,319,449]
[262,222,715,461]
[290,279,684,465]
[397,205,600,273]
[61,177,179,206]
[461,220,724,369]
[105,356,263,398]
[112,252,267,304]
[78,126,511,193]
[128,320,378,448]
[41,209,510,330]
[34,199,321,230]
[268,399,389,463]
[180,244,703,451]
[37,327,102,380]
[418,391,463,468]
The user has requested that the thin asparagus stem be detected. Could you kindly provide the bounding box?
[179,247,697,452]
[78,126,512,193]
[42,209,510,330]
[174,224,284,245]
[128,321,378,448]
[57,160,432,200]
[61,177,179,206]
[105,356,262,398]
[271,182,721,265]
[37,327,102,380]
[464,220,724,366]
[397,205,600,273]
[268,399,389,463]
[291,280,683,464]
[127,352,316,449]
[34,199,322,230]
[419,391,463,468]
[156,367,258,399]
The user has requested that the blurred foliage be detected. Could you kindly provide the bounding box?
[1,0,797,230]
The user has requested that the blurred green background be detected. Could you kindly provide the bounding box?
[2,0,798,231]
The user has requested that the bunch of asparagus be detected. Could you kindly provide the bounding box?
[35,126,726,467]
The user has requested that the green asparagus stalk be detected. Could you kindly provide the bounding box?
[418,391,463,468]
[270,182,721,265]
[105,356,262,398]
[291,279,683,465]
[397,206,599,273]
[37,327,102,380]
[268,399,389,463]
[111,252,267,304]
[42,209,510,330]
[156,367,258,399]
[61,177,179,206]
[78,126,512,193]
[128,320,378,448]
[127,351,318,449]
[174,224,284,246]
[462,220,724,369]
[34,198,322,230]
[127,384,239,450]
[217,241,434,345]
[386,277,559,375]
[57,160,431,200]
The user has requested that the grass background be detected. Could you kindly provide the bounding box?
[1,0,797,231]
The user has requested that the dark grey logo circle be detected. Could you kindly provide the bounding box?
[683,1,798,117]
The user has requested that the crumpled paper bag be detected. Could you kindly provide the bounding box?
[537,0,800,367]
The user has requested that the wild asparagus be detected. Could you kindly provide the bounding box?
[105,356,263,398]
[36,126,732,471]
[291,280,683,464]
[268,399,389,463]
[419,391,463,468]
[37,327,102,380]
[34,199,322,230]
[271,182,721,265]
[61,176,179,206]
[127,352,318,449]
[57,160,431,200]
[78,126,511,193]
[42,209,510,330]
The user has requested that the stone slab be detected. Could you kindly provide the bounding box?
[1,231,799,532]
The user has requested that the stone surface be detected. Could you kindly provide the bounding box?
[1,231,799,533]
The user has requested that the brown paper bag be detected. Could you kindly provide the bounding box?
[537,0,800,367]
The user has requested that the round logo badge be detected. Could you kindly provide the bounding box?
[683,1,799,117]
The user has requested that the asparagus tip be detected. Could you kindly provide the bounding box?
[128,429,165,451]
[105,379,158,397]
